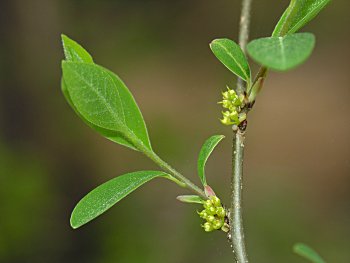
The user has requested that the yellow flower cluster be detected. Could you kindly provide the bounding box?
[219,87,247,126]
[198,196,229,232]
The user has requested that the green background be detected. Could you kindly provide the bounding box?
[0,0,349,262]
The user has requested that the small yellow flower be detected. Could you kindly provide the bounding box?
[219,87,246,126]
[198,196,227,233]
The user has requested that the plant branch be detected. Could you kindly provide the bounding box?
[230,0,252,262]
[230,130,248,263]
[236,0,253,95]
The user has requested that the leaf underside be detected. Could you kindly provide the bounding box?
[71,171,168,229]
[247,33,315,71]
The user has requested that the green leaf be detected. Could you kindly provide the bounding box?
[210,39,251,83]
[71,171,168,229]
[197,135,225,186]
[61,35,151,151]
[62,61,152,151]
[293,243,326,263]
[61,34,94,63]
[61,79,137,150]
[176,195,204,204]
[247,33,315,71]
[272,0,331,37]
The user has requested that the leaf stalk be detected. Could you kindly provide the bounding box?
[129,134,207,199]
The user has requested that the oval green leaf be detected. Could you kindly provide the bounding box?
[176,195,204,204]
[210,39,251,83]
[71,171,168,229]
[247,33,315,71]
[61,34,94,63]
[293,243,326,263]
[272,0,331,37]
[62,61,152,151]
[197,135,225,186]
[61,78,137,150]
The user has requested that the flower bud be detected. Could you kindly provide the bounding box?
[216,207,226,218]
[222,91,230,100]
[206,206,217,215]
[203,200,212,209]
[207,215,215,223]
[213,219,224,230]
[221,116,233,126]
[227,88,237,99]
[211,196,221,207]
[203,222,213,232]
[199,210,208,219]
[222,99,232,108]
[219,87,247,126]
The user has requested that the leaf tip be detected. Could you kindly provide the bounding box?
[70,214,80,229]
[293,242,326,263]
[209,41,215,49]
[61,34,71,49]
[61,33,67,41]
[70,223,79,230]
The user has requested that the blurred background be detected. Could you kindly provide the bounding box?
[0,0,349,262]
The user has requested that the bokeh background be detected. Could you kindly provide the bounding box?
[0,0,349,262]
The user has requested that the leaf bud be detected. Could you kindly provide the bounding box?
[204,185,216,197]
[238,112,247,123]
[221,223,230,233]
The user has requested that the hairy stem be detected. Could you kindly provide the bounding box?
[230,0,252,262]
[230,130,248,263]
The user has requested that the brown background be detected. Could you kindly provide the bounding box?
[0,0,349,262]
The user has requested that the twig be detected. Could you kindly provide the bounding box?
[230,0,252,262]
[236,0,253,95]
[230,129,248,263]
